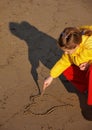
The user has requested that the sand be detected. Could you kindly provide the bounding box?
[0,0,92,130]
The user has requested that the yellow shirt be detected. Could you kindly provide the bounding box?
[50,26,92,78]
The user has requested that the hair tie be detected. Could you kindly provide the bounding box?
[81,30,84,35]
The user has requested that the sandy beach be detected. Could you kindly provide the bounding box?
[0,0,92,130]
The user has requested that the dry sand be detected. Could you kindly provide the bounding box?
[0,0,92,130]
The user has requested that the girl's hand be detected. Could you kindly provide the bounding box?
[43,76,53,91]
[79,62,89,70]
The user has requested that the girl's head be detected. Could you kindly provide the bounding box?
[58,27,82,50]
[58,26,92,54]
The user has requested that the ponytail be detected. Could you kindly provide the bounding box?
[80,28,92,36]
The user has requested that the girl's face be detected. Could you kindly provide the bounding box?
[61,45,79,54]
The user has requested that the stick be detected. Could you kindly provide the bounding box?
[41,88,45,97]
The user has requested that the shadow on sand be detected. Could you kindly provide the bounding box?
[9,21,92,120]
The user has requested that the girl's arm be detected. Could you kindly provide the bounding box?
[43,76,53,91]
[50,54,72,78]
[42,54,72,92]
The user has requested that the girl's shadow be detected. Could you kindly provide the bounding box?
[9,21,92,120]
[9,21,62,94]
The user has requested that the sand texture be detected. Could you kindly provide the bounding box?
[0,0,92,130]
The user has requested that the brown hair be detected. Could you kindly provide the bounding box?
[58,27,92,49]
[80,28,92,36]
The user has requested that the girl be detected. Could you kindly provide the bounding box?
[43,25,92,105]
